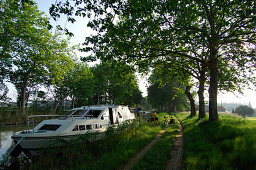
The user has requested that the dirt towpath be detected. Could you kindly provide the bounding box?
[165,119,184,170]
[121,127,167,170]
[120,117,184,170]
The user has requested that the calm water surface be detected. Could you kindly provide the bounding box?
[0,125,29,161]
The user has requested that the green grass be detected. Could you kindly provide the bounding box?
[132,118,179,170]
[175,112,256,170]
[29,113,172,170]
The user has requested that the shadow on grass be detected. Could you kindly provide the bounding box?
[177,112,256,170]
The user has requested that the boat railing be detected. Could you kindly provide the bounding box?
[28,114,68,124]
[28,115,69,133]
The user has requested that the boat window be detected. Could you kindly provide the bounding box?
[101,114,107,120]
[86,125,92,130]
[94,124,99,129]
[85,109,102,118]
[79,125,85,130]
[39,124,61,131]
[118,112,122,118]
[72,125,78,131]
[71,109,88,116]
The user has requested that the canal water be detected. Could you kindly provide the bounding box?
[0,130,14,161]
[0,125,30,168]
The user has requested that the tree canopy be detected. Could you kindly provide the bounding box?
[148,78,189,112]
[53,62,94,111]
[52,60,142,111]
[91,61,142,106]
[0,0,144,115]
[50,0,256,121]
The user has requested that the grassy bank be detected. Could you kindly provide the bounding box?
[29,113,173,170]
[175,112,256,170]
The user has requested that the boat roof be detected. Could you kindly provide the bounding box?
[72,105,128,111]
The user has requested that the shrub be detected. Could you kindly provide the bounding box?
[233,105,255,117]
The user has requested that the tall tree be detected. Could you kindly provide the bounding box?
[91,61,142,106]
[185,85,196,116]
[1,0,75,114]
[153,59,206,118]
[50,0,256,121]
[148,70,189,112]
[0,0,34,99]
[52,61,95,112]
[65,62,95,107]
[9,32,74,114]
[149,62,196,115]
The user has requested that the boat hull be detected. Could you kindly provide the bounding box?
[11,105,135,157]
[12,132,105,157]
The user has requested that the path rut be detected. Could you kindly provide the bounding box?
[120,117,184,170]
[165,119,184,170]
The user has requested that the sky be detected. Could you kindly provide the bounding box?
[6,0,256,108]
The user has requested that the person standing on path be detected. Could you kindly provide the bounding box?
[152,111,159,123]
[136,106,142,119]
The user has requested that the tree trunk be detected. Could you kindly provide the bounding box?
[207,4,219,121]
[54,91,64,113]
[97,93,100,105]
[209,54,218,121]
[198,72,206,119]
[185,85,196,116]
[18,78,29,115]
[19,86,27,115]
[54,101,60,113]
[71,95,75,109]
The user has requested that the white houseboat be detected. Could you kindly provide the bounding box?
[11,105,135,157]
